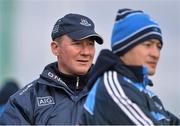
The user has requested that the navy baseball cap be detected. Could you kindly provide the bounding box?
[51,13,103,44]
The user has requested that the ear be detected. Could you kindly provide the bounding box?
[51,41,59,56]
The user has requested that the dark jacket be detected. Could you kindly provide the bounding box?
[0,62,90,125]
[80,49,180,125]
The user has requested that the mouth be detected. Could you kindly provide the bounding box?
[147,62,157,68]
[77,59,89,62]
[77,60,90,64]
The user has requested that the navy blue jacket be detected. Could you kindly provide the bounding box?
[0,62,90,125]
[80,49,180,125]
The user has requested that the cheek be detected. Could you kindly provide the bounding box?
[58,48,70,60]
[91,49,95,57]
[134,53,145,64]
[129,53,144,65]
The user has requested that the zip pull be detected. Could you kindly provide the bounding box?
[76,77,79,89]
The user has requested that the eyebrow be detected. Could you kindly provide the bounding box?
[149,39,160,43]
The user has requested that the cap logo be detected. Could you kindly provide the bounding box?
[52,19,61,34]
[80,18,91,26]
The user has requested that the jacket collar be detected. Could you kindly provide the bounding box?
[39,62,89,93]
[88,49,153,90]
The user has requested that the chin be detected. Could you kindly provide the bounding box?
[76,70,89,75]
[77,73,87,75]
[148,71,155,76]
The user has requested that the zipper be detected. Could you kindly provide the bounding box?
[76,77,79,89]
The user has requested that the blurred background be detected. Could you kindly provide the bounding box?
[0,0,179,117]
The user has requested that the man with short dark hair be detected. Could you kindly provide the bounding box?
[0,13,103,125]
[80,9,180,125]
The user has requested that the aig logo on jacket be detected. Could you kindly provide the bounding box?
[37,96,55,106]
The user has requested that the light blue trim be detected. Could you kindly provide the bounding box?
[84,78,100,115]
[144,88,156,98]
[123,76,156,98]
[0,104,5,116]
[142,66,149,87]
[150,111,167,121]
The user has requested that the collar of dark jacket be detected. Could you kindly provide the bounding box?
[87,49,153,90]
[39,62,90,93]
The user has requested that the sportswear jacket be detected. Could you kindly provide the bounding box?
[80,49,180,125]
[0,62,90,125]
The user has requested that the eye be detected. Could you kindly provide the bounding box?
[71,40,81,45]
[157,43,162,50]
[142,42,152,47]
[88,41,95,46]
[74,42,81,45]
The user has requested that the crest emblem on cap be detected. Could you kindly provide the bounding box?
[80,18,91,26]
[52,19,62,34]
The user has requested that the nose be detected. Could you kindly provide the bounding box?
[150,46,160,60]
[80,42,91,55]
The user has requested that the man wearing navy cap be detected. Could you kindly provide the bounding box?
[0,13,103,125]
[80,9,180,125]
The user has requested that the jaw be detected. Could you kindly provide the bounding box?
[72,61,92,75]
[146,65,156,75]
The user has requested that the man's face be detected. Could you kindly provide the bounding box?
[120,39,162,75]
[51,35,95,75]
